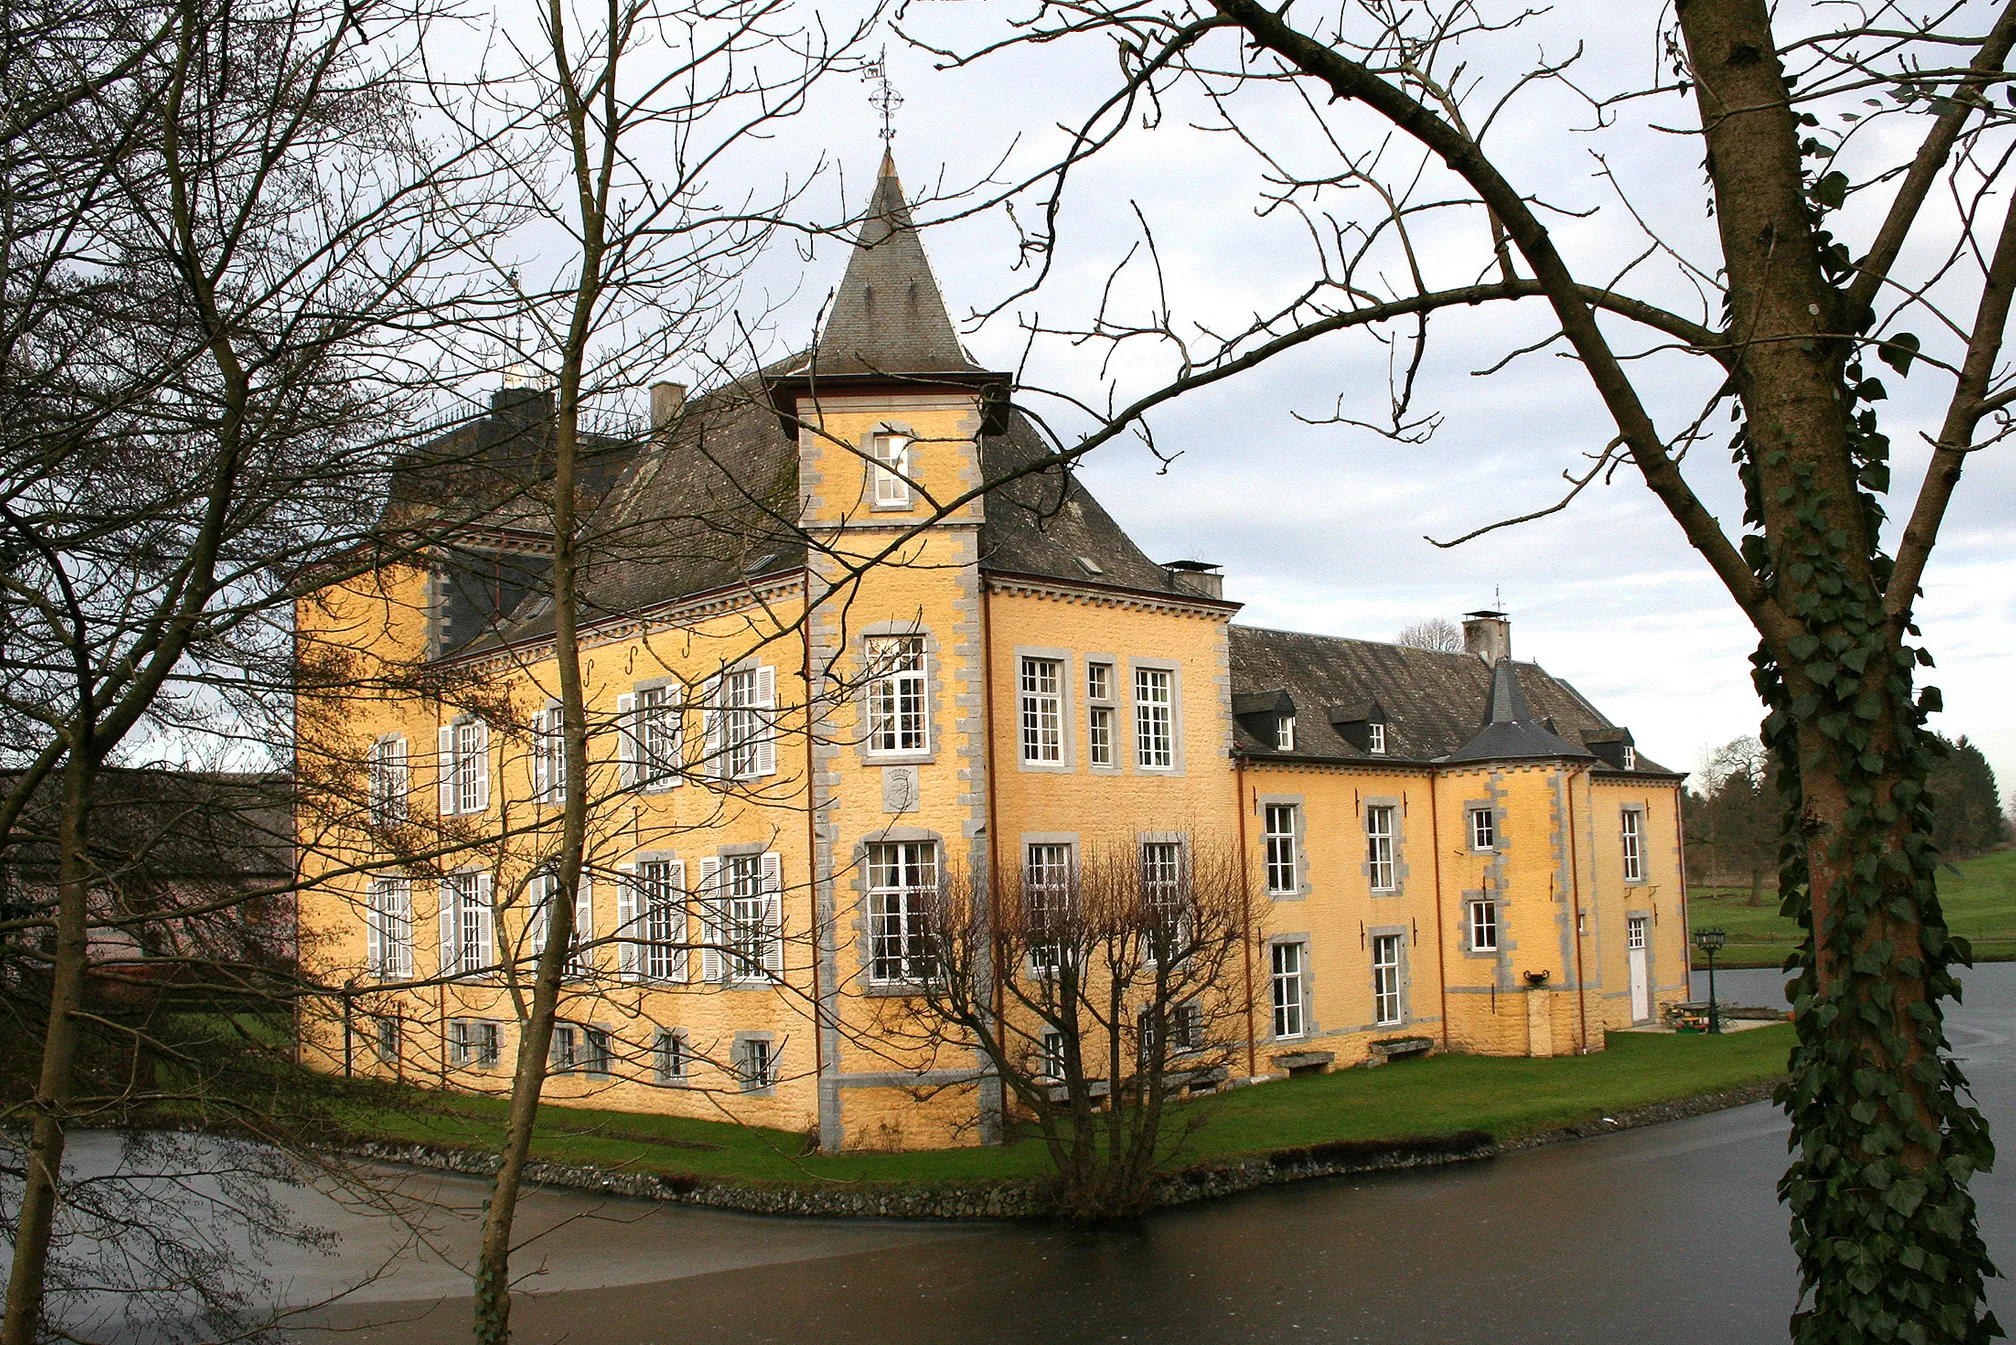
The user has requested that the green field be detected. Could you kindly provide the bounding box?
[1688,848,2016,968]
[335,1025,1792,1189]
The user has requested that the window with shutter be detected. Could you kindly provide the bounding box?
[633,859,688,981]
[615,693,639,789]
[370,737,409,825]
[638,685,683,789]
[438,725,457,815]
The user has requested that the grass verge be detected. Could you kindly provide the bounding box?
[331,1025,1793,1189]
[1689,848,2016,969]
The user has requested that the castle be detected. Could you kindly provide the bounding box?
[293,155,1689,1151]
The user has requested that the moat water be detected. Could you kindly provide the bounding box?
[47,965,2016,1343]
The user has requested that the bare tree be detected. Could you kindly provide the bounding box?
[879,840,1251,1219]
[1392,617,1463,653]
[0,0,496,1332]
[897,1,2014,1335]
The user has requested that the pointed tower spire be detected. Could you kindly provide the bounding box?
[1446,657,1594,764]
[813,156,979,377]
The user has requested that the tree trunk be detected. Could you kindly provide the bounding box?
[1676,3,1997,1337]
[1,751,95,1345]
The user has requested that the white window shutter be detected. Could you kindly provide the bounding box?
[470,721,491,812]
[615,865,638,981]
[391,738,409,814]
[701,677,723,779]
[364,885,383,975]
[615,693,638,789]
[392,881,413,978]
[438,726,456,815]
[529,874,550,956]
[698,857,723,983]
[668,859,689,981]
[532,708,551,801]
[438,880,458,977]
[574,875,593,976]
[760,852,784,976]
[474,873,494,970]
[667,693,685,787]
[754,667,778,777]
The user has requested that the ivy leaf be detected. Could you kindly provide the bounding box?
[1812,171,1850,210]
[1878,332,1921,377]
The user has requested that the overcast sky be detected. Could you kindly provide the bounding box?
[497,1,2015,795]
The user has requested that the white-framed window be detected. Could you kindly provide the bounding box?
[1276,715,1295,751]
[699,853,782,983]
[1628,915,1647,951]
[365,876,413,980]
[1367,722,1387,755]
[706,666,776,780]
[1019,657,1063,764]
[1621,808,1645,883]
[1372,933,1403,1025]
[867,840,938,984]
[449,1019,500,1069]
[1366,804,1397,892]
[437,719,490,815]
[1134,666,1174,769]
[1469,807,1496,852]
[869,431,911,508]
[1171,1001,1203,1053]
[1038,1027,1066,1080]
[1468,899,1498,952]
[866,635,929,755]
[375,1015,400,1064]
[620,859,687,983]
[636,685,683,789]
[529,871,594,980]
[737,1038,775,1090]
[1271,941,1305,1039]
[1025,842,1073,973]
[1086,662,1115,768]
[654,1029,687,1083]
[549,1025,578,1073]
[582,1027,612,1076]
[532,704,566,803]
[369,737,409,825]
[1622,745,1637,771]
[438,871,493,977]
[1263,803,1299,895]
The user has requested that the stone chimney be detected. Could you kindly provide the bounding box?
[650,381,688,432]
[1463,609,1511,664]
[1165,559,1224,600]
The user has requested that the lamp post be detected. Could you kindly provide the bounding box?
[1693,927,1727,1035]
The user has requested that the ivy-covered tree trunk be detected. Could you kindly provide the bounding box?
[1679,3,2000,1339]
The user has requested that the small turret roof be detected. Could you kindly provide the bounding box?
[809,154,981,377]
[1444,659,1597,764]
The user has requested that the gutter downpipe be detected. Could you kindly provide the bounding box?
[1566,764,1591,1054]
[1234,755,1256,1079]
[802,614,824,1100]
[980,579,1007,1135]
[1428,770,1450,1052]
[1675,785,1694,999]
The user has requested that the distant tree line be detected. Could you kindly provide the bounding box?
[1687,733,2009,901]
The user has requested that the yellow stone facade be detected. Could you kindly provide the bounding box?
[291,158,1691,1153]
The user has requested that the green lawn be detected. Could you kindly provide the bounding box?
[334,1025,1792,1189]
[1688,848,2016,968]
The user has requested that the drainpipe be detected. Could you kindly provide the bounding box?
[801,615,824,1101]
[1234,755,1256,1079]
[980,581,1006,1096]
[1674,785,1693,1001]
[1428,770,1450,1051]
[1566,766,1590,1054]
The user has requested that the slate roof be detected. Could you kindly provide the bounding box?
[804,152,983,377]
[1229,626,1673,773]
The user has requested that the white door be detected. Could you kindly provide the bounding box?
[1627,916,1650,1022]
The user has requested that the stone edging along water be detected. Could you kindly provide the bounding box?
[329,1079,1779,1220]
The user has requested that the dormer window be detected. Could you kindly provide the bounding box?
[870,432,911,508]
[1276,715,1295,751]
[1368,722,1386,755]
[1622,745,1636,771]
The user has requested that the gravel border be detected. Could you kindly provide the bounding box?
[326,1078,1781,1220]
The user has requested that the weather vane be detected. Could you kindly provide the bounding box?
[863,47,902,144]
